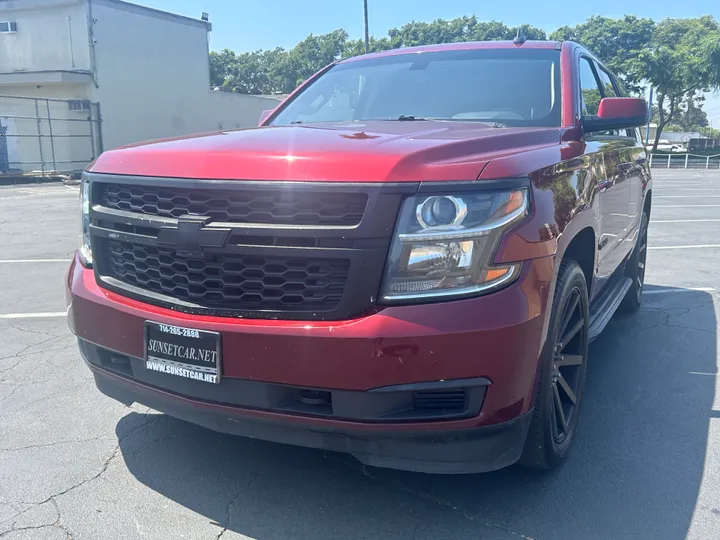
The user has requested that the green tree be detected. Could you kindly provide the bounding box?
[699,126,720,138]
[221,51,271,94]
[386,18,546,48]
[650,97,710,132]
[636,17,720,150]
[387,16,478,48]
[209,49,238,88]
[342,36,393,58]
[677,96,710,130]
[550,15,655,92]
[509,24,547,41]
[284,30,349,89]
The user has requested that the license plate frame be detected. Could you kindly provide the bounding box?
[144,321,222,384]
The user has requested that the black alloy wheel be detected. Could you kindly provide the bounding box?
[550,285,587,444]
[520,260,589,469]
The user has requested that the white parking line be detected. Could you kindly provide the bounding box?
[644,287,715,294]
[0,312,67,320]
[651,219,720,223]
[0,195,76,202]
[0,259,72,264]
[648,244,720,250]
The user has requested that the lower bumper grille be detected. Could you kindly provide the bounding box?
[99,239,350,312]
[413,390,467,410]
[80,339,487,422]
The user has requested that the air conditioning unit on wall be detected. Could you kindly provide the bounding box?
[0,21,18,33]
[68,100,91,112]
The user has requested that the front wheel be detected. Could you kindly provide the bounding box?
[519,259,589,470]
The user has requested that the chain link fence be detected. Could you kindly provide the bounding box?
[0,95,102,178]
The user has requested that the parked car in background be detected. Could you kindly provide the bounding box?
[67,40,650,474]
[646,141,686,153]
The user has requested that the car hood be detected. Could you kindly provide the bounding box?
[89,121,561,182]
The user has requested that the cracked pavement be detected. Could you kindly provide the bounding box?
[1,172,720,539]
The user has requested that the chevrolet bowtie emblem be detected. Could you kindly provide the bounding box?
[156,215,230,255]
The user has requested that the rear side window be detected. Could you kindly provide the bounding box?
[578,57,602,116]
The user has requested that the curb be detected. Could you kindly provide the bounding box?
[0,175,75,187]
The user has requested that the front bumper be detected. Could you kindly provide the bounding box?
[90,363,533,474]
[67,253,553,473]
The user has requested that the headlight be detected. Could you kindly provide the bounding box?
[79,177,92,266]
[380,188,528,301]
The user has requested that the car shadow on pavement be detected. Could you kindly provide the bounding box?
[117,286,717,540]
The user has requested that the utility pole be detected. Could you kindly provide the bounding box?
[645,86,654,145]
[363,0,369,54]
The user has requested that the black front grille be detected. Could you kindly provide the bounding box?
[100,239,350,312]
[88,174,413,320]
[97,183,368,226]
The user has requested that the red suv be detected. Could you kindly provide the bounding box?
[67,40,650,473]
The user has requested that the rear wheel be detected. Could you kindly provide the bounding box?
[620,210,649,313]
[519,260,589,470]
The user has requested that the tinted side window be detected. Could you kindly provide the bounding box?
[597,63,639,138]
[596,67,618,98]
[578,57,602,116]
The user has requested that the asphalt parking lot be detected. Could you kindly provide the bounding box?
[1,170,719,540]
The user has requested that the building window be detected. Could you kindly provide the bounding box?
[0,21,18,33]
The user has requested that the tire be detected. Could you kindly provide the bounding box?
[620,210,649,314]
[519,259,589,470]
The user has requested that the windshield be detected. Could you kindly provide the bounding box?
[271,49,561,127]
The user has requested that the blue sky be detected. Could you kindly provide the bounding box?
[137,0,720,127]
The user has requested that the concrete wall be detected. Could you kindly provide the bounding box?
[0,0,90,72]
[1,0,282,168]
[89,0,279,150]
[0,82,91,100]
[205,91,279,131]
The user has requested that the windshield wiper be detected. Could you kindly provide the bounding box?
[396,115,426,121]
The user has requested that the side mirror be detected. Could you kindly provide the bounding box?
[258,109,274,126]
[582,98,648,133]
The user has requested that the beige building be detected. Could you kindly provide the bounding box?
[0,0,279,173]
